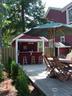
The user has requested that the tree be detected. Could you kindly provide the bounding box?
[1,0,47,46]
[26,0,47,28]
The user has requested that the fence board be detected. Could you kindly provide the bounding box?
[1,47,15,64]
[45,48,54,57]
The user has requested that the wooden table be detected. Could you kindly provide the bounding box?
[48,57,72,64]
[59,58,72,64]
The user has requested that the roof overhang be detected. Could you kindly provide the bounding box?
[16,39,42,42]
[54,42,71,48]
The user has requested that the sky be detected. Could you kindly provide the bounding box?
[42,0,72,11]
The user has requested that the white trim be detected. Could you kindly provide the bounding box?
[62,2,72,12]
[57,46,71,48]
[40,37,48,42]
[12,29,31,43]
[16,39,18,64]
[66,8,69,24]
[66,7,72,24]
[15,38,46,64]
[12,34,24,42]
[55,42,71,48]
[15,39,43,63]
[17,39,42,42]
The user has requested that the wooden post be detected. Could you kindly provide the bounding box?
[16,39,18,64]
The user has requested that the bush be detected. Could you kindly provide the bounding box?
[5,57,12,77]
[0,64,4,82]
[4,58,30,96]
[11,60,19,82]
[15,67,30,96]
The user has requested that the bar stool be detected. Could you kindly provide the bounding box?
[38,56,43,64]
[23,56,28,64]
[31,56,36,64]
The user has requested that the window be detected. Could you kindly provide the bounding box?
[60,36,65,43]
[67,6,72,24]
[68,8,72,23]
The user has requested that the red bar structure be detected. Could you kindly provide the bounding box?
[18,52,43,64]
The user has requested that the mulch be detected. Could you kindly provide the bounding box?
[0,79,17,96]
[0,71,45,96]
[0,71,17,96]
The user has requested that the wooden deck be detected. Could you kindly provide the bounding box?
[22,64,72,96]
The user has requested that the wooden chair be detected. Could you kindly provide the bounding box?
[43,55,54,71]
[23,56,28,64]
[31,56,36,64]
[44,55,69,81]
[43,55,57,78]
[53,57,69,81]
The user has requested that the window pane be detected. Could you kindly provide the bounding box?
[68,9,72,22]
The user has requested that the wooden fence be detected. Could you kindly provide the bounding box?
[0,47,53,64]
[44,47,54,57]
[1,47,16,64]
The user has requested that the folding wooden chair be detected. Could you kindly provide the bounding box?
[44,55,69,81]
[43,55,54,71]
[43,55,57,78]
[53,57,69,81]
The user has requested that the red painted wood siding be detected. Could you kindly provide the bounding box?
[55,35,72,46]
[46,9,66,24]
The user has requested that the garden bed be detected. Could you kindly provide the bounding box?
[0,58,45,96]
[0,72,46,96]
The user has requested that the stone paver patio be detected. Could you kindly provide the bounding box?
[23,64,72,96]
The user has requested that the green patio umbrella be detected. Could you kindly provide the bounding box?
[26,21,72,38]
[25,21,72,56]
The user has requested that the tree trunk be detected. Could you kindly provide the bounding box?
[21,4,25,32]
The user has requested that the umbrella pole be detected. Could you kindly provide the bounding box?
[53,28,55,56]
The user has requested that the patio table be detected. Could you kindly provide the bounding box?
[48,57,72,64]
[59,58,72,64]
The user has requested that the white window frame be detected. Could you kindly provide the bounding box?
[66,7,72,24]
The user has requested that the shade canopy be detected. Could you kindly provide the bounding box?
[26,21,72,37]
[34,21,72,29]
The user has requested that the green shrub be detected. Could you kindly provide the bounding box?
[15,67,30,96]
[0,64,4,82]
[5,57,12,77]
[11,61,19,82]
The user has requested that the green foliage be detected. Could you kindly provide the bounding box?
[4,58,30,95]
[2,30,11,47]
[0,0,47,46]
[27,0,46,28]
[0,64,4,82]
[11,60,19,81]
[15,67,30,96]
[5,57,12,77]
[1,0,46,33]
